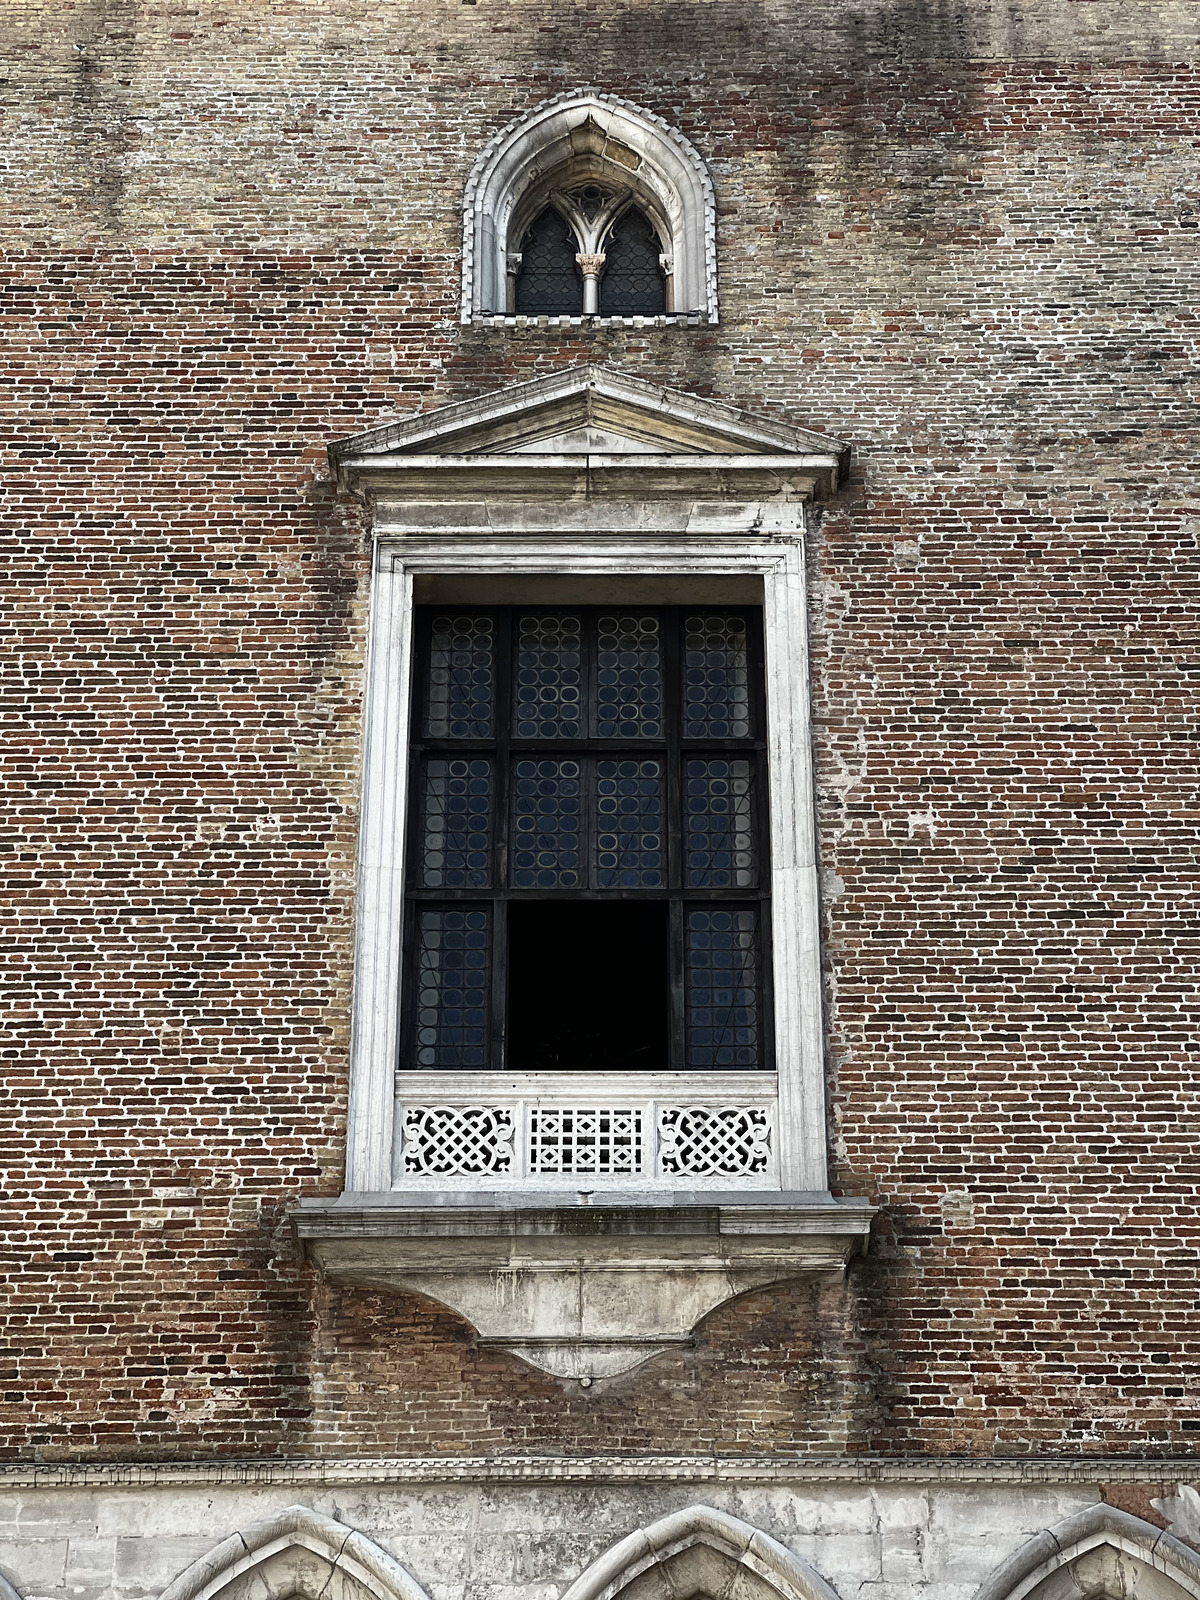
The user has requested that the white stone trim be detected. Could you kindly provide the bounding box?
[159,1505,431,1600]
[561,1505,842,1600]
[2,1457,1198,1489]
[344,558,412,1192]
[329,364,847,468]
[347,531,824,1194]
[973,1503,1200,1600]
[461,92,718,323]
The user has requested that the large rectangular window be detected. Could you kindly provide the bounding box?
[403,606,771,1073]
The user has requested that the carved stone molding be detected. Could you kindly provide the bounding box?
[461,93,718,324]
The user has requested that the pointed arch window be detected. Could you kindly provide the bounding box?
[511,186,667,317]
[462,93,718,324]
[601,206,667,317]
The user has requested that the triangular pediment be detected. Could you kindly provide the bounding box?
[330,365,849,470]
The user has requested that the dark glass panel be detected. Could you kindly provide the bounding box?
[685,758,756,888]
[515,207,582,315]
[414,908,490,1067]
[510,758,583,888]
[513,613,583,737]
[596,758,664,888]
[599,207,666,316]
[418,757,493,888]
[682,613,751,737]
[424,614,494,738]
[685,908,759,1068]
[507,902,669,1072]
[595,614,663,737]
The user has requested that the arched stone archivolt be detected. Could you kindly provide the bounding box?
[559,1505,842,1600]
[157,1505,431,1600]
[461,91,718,325]
[973,1503,1200,1600]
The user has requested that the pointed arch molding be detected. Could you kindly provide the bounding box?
[0,1572,22,1600]
[461,92,718,323]
[561,1505,842,1600]
[974,1503,1200,1600]
[158,1505,431,1600]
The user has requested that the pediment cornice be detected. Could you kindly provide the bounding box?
[329,367,849,501]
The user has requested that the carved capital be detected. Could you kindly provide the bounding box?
[505,251,523,276]
[575,252,607,277]
[658,253,674,277]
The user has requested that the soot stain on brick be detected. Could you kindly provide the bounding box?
[65,0,140,233]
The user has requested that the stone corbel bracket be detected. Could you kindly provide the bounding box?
[293,1194,875,1382]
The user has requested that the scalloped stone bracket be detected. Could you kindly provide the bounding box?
[293,1194,875,1382]
[461,91,718,324]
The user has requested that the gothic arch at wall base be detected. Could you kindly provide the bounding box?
[975,1505,1200,1600]
[157,1506,430,1600]
[560,1505,842,1600]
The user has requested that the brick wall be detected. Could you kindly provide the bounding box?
[3,0,1198,1458]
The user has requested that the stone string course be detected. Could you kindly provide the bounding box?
[2,0,1199,1470]
[3,1456,1200,1489]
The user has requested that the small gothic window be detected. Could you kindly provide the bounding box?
[600,207,666,317]
[515,208,582,317]
[462,94,718,321]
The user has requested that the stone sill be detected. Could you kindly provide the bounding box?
[292,1192,874,1383]
[466,312,712,329]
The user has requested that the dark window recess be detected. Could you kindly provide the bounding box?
[599,207,666,317]
[508,902,669,1073]
[405,607,771,1072]
[515,208,581,316]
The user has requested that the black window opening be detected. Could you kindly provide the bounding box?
[404,607,772,1074]
[514,204,666,318]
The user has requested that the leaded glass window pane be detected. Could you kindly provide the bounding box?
[514,614,583,737]
[515,207,582,316]
[414,908,490,1067]
[596,614,662,737]
[683,614,751,737]
[419,758,493,888]
[596,759,664,888]
[511,758,583,888]
[685,758,756,888]
[685,908,759,1068]
[425,614,494,738]
[599,207,665,317]
[406,607,769,1073]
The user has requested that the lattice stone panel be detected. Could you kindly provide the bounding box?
[529,1107,643,1175]
[396,1099,775,1181]
[658,1105,771,1176]
[401,1106,515,1175]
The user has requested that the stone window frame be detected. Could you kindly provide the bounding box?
[346,528,825,1197]
[461,91,718,328]
[295,369,872,1382]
